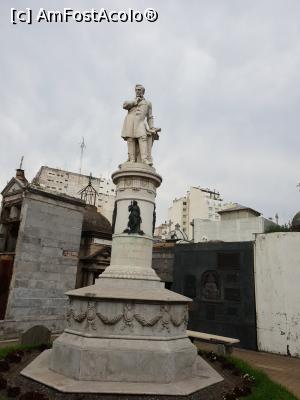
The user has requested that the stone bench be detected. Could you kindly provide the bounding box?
[187,329,240,356]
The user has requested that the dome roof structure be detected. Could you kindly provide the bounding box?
[291,211,300,232]
[166,223,189,242]
[82,205,112,239]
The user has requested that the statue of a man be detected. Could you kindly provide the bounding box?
[121,84,160,166]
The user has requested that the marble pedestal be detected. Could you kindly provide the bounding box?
[22,163,223,395]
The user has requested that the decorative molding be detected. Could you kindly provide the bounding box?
[101,265,159,281]
[160,305,171,332]
[116,178,156,195]
[97,311,123,325]
[170,305,189,327]
[134,314,162,327]
[86,302,97,330]
[122,303,135,330]
[66,302,189,333]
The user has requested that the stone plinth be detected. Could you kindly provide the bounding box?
[22,162,223,395]
[100,162,162,282]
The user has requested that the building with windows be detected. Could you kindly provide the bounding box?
[33,166,115,222]
[193,203,277,242]
[154,221,171,240]
[167,186,223,240]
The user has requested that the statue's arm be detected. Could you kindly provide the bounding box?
[147,102,154,129]
[123,100,137,110]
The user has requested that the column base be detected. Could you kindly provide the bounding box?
[22,349,223,396]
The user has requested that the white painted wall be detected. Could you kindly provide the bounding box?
[255,233,300,357]
[194,216,274,242]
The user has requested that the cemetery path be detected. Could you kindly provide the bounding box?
[198,343,300,399]
[234,348,300,399]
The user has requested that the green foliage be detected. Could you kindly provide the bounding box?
[229,356,298,400]
[0,344,36,360]
[265,223,291,233]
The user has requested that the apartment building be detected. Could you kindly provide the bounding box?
[167,186,223,240]
[33,166,115,222]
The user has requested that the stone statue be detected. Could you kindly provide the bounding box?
[122,84,161,166]
[124,200,144,235]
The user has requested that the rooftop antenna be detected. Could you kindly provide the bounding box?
[19,155,24,169]
[79,137,86,175]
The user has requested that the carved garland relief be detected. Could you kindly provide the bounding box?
[66,302,188,332]
[117,178,155,194]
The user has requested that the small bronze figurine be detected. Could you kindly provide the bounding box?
[124,200,144,235]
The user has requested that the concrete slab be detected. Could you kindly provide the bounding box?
[21,350,223,396]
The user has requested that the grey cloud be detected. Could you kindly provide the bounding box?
[1,0,300,224]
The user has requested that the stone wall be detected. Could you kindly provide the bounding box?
[255,232,300,357]
[0,188,85,339]
[194,216,276,242]
[152,242,175,285]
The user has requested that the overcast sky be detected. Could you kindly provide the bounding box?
[1,0,300,224]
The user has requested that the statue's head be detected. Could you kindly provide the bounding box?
[135,84,145,97]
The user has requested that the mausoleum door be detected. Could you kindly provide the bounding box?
[0,257,14,319]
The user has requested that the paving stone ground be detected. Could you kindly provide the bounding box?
[197,343,300,399]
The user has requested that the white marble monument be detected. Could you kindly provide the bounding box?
[22,85,222,396]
